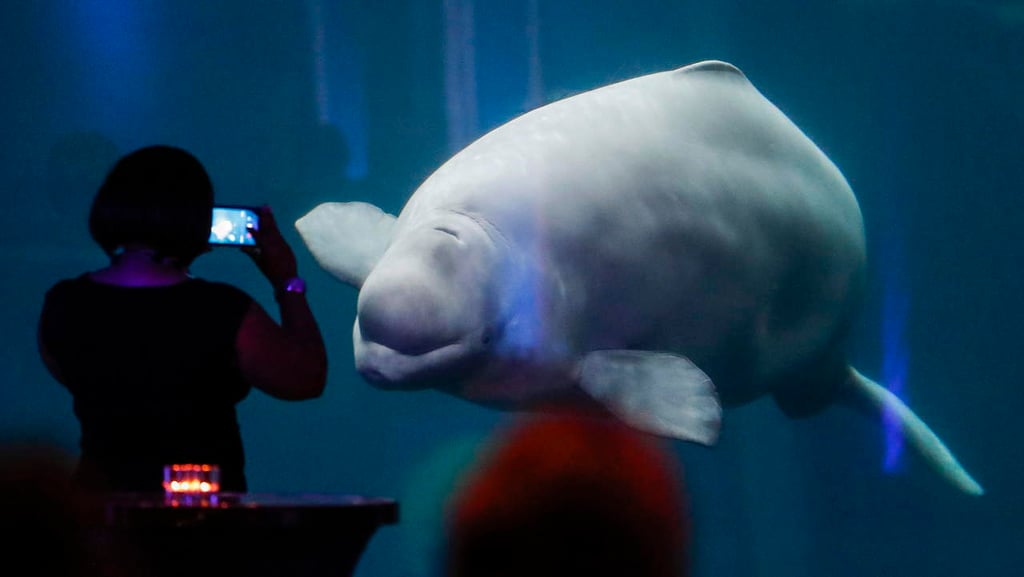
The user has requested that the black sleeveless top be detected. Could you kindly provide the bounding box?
[39,275,253,492]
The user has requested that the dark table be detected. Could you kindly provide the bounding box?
[96,493,399,577]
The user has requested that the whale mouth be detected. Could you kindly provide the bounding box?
[353,321,479,389]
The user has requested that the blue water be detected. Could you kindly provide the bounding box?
[1,2,1021,576]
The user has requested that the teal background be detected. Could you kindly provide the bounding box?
[2,1,1021,576]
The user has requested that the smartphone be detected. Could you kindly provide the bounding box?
[210,205,259,246]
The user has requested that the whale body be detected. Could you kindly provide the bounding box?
[296,60,982,495]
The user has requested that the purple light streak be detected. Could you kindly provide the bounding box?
[881,276,908,473]
[309,0,330,124]
[443,0,480,153]
[525,0,544,110]
[305,0,369,179]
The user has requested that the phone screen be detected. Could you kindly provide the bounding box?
[210,206,259,246]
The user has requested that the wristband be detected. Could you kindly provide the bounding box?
[277,277,306,298]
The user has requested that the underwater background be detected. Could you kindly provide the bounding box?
[1,1,1021,575]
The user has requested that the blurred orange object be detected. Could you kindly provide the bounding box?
[446,409,691,577]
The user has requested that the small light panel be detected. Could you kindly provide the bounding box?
[163,463,221,506]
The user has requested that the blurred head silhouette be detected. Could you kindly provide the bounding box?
[445,411,691,577]
[0,438,102,577]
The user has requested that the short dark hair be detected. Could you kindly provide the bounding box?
[89,145,214,264]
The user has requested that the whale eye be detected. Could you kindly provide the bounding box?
[435,226,461,240]
[482,325,502,347]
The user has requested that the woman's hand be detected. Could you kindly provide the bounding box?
[242,205,298,288]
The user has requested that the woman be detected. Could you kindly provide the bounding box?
[37,145,327,492]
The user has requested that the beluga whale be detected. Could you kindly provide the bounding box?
[296,60,983,495]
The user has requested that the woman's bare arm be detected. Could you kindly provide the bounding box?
[236,298,326,400]
[236,206,327,400]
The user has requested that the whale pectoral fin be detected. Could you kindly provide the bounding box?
[295,201,397,288]
[578,350,722,445]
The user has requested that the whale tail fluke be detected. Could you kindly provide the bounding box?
[842,367,984,496]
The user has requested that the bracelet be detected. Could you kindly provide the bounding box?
[276,277,306,299]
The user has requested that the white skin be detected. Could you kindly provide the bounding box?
[38,205,327,401]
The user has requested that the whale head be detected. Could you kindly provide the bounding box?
[353,212,507,389]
